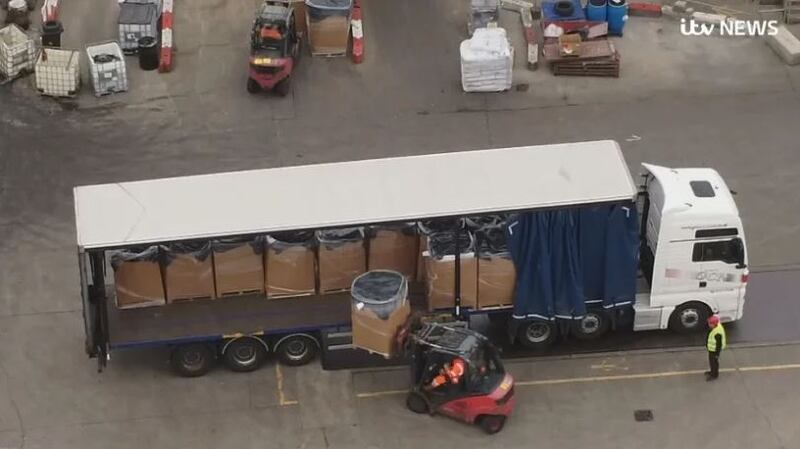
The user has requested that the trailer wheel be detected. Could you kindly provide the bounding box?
[477,415,506,434]
[406,392,428,414]
[274,76,291,97]
[247,78,260,94]
[571,310,610,340]
[669,302,710,334]
[170,344,215,377]
[276,335,317,366]
[517,319,556,350]
[223,337,268,372]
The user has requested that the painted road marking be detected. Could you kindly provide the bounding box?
[354,363,800,398]
[275,364,299,406]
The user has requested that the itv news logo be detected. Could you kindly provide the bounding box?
[680,18,780,37]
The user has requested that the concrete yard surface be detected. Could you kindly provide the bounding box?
[1,0,800,448]
[1,344,799,449]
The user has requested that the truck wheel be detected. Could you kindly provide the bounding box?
[669,302,710,334]
[571,310,610,340]
[274,76,291,97]
[406,392,428,414]
[170,344,215,377]
[517,319,556,350]
[223,337,267,372]
[477,415,506,434]
[276,335,317,366]
[247,78,260,94]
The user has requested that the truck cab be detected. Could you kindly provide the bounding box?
[634,164,748,333]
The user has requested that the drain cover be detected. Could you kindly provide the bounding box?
[634,410,654,422]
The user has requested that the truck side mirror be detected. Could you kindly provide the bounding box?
[731,238,746,269]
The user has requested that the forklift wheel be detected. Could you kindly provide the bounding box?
[406,392,429,414]
[477,415,506,434]
[247,78,260,94]
[274,76,291,97]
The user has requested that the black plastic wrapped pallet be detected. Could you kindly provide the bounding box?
[427,230,475,259]
[366,222,417,237]
[211,235,266,254]
[109,245,160,270]
[160,241,213,264]
[268,230,316,253]
[465,214,508,231]
[316,227,364,248]
[417,218,465,235]
[475,225,509,257]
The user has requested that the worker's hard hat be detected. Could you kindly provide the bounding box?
[707,315,720,327]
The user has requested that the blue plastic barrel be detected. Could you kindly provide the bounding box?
[586,0,607,22]
[607,0,628,36]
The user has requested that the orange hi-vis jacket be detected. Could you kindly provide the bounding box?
[430,358,466,388]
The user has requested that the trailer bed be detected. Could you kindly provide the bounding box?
[107,293,352,349]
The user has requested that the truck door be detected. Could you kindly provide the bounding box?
[689,236,746,312]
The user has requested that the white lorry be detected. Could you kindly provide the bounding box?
[73,140,748,375]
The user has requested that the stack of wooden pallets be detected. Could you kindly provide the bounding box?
[542,38,620,77]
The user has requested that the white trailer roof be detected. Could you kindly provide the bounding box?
[73,140,637,250]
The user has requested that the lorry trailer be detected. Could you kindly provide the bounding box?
[73,140,748,375]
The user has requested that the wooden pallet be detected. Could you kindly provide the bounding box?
[266,291,315,300]
[551,56,620,77]
[476,303,513,310]
[319,287,352,295]
[168,294,214,304]
[218,288,264,298]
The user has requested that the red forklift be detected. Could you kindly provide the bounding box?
[404,323,515,434]
[247,0,300,96]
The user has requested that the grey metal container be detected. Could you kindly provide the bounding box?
[118,2,159,53]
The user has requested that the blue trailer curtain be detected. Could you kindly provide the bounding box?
[506,203,638,321]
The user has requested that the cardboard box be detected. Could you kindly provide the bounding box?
[368,230,418,280]
[113,259,166,309]
[318,240,366,293]
[477,256,515,308]
[163,248,216,302]
[213,241,265,297]
[289,0,308,35]
[351,300,411,358]
[425,254,478,311]
[266,244,316,298]
[307,14,350,55]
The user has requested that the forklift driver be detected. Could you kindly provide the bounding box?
[426,357,466,390]
[259,25,283,43]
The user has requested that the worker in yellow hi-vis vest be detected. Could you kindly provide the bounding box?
[705,315,726,381]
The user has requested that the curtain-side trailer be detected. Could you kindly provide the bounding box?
[73,140,747,376]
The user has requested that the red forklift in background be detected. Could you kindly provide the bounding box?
[247,0,300,96]
[404,323,516,434]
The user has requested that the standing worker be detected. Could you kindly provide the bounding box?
[705,315,726,381]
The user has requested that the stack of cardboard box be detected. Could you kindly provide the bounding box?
[424,230,478,311]
[162,242,216,303]
[367,224,418,280]
[212,237,266,297]
[110,246,166,309]
[317,228,366,293]
[266,232,317,298]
